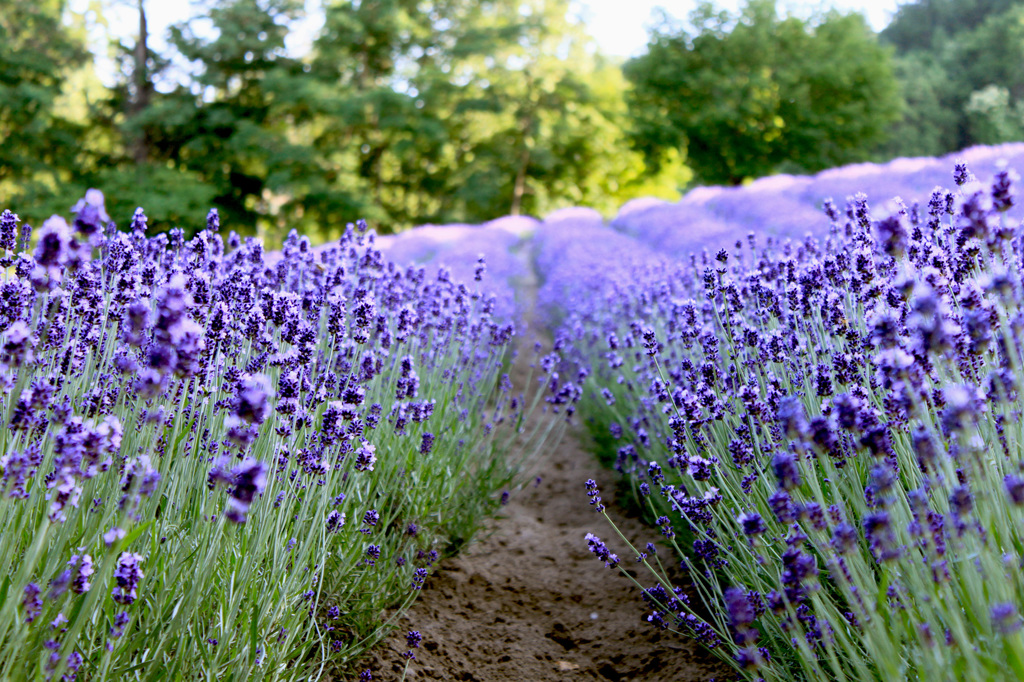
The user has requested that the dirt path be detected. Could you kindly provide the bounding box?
[359,422,728,682]
[353,238,728,681]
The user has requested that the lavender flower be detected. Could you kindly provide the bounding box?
[68,555,94,594]
[354,441,377,472]
[585,532,619,568]
[70,188,110,238]
[22,583,42,623]
[419,432,435,455]
[1005,475,1024,506]
[992,603,1022,635]
[737,512,767,542]
[234,374,273,425]
[111,552,145,605]
[585,478,605,513]
[771,451,801,491]
[225,459,268,524]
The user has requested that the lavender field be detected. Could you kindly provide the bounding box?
[5,141,1024,681]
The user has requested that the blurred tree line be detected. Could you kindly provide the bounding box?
[879,0,1024,156]
[0,0,1021,241]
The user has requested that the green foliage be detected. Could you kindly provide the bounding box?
[3,0,673,240]
[874,52,959,158]
[9,0,977,236]
[156,0,322,235]
[880,0,1024,156]
[0,0,90,210]
[305,0,678,229]
[880,0,1019,52]
[624,0,901,185]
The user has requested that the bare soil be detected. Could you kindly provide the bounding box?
[357,424,729,682]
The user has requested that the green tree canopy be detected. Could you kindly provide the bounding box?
[0,0,91,215]
[624,0,900,185]
[2,0,686,240]
[879,0,1024,156]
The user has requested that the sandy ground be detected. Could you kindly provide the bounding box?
[356,421,729,682]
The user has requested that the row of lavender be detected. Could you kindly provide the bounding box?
[536,155,1024,679]
[613,142,1024,259]
[0,193,564,680]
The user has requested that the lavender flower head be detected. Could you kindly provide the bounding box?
[70,188,110,238]
[737,512,767,542]
[0,209,17,252]
[207,208,220,232]
[34,215,71,270]
[225,459,268,524]
[111,552,145,605]
[354,441,377,472]
[234,374,273,425]
[771,451,801,491]
[992,603,1022,635]
[585,532,620,568]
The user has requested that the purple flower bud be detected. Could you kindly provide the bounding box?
[0,210,18,251]
[953,161,974,186]
[769,489,796,524]
[234,374,273,425]
[585,478,605,513]
[992,169,1017,212]
[103,527,126,546]
[725,587,755,631]
[949,485,973,518]
[354,441,377,472]
[864,511,900,562]
[876,214,907,258]
[992,603,1022,635]
[225,459,267,524]
[326,510,346,533]
[68,554,94,594]
[1005,475,1024,506]
[2,320,36,367]
[111,552,145,605]
[737,511,767,539]
[771,451,801,491]
[70,189,110,237]
[419,432,435,455]
[22,583,42,623]
[585,532,619,568]
[941,385,978,435]
[830,523,858,554]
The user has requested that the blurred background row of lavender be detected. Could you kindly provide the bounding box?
[377,143,1024,323]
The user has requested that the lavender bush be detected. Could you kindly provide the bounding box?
[613,143,1024,260]
[0,193,564,680]
[559,161,1024,680]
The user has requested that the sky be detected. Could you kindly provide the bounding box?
[71,0,903,84]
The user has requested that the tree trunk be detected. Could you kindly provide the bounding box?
[130,0,151,166]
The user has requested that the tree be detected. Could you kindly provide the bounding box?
[879,0,1024,157]
[624,0,901,185]
[0,0,90,216]
[79,0,218,232]
[874,52,960,158]
[305,0,675,229]
[880,0,1019,53]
